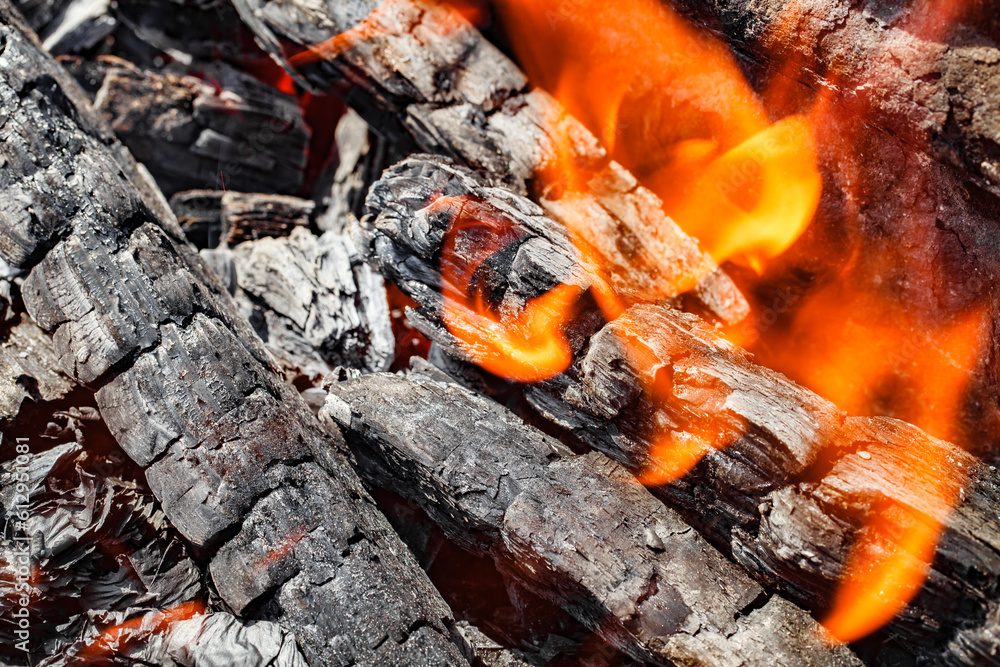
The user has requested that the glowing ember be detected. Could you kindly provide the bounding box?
[436,195,583,383]
[254,526,310,572]
[77,600,207,661]
[637,431,722,487]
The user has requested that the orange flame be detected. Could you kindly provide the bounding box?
[637,431,725,487]
[820,309,984,642]
[493,0,822,269]
[436,195,583,383]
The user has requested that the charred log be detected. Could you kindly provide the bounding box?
[321,367,861,667]
[0,319,73,424]
[221,192,313,245]
[86,56,309,196]
[0,7,471,664]
[169,189,225,250]
[229,226,394,380]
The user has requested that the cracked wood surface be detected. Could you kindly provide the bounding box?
[322,367,861,667]
[0,6,470,664]
[229,0,750,326]
[361,155,1000,665]
[674,0,1000,201]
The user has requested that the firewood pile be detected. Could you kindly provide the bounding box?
[1,0,999,665]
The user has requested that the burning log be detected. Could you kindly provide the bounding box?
[321,366,861,667]
[359,155,1000,664]
[649,0,1000,463]
[0,7,473,664]
[83,56,310,196]
[230,0,750,326]
[673,0,1000,200]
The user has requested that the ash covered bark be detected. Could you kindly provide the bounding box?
[0,319,73,424]
[124,612,309,667]
[229,0,749,325]
[230,226,394,379]
[322,368,860,667]
[362,154,1000,665]
[0,7,470,665]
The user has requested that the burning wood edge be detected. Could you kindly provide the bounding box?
[359,155,1000,664]
[321,365,861,667]
[229,0,750,326]
[0,7,477,665]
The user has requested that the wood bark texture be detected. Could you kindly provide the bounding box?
[229,226,395,379]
